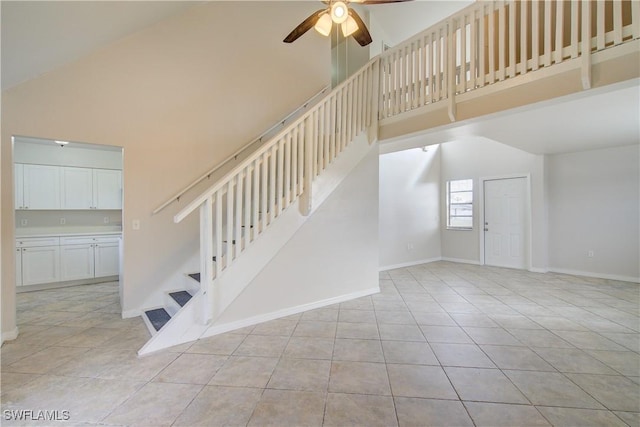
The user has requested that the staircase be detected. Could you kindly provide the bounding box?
[138,0,640,355]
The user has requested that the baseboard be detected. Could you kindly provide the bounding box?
[441,257,482,266]
[548,268,640,284]
[528,267,549,274]
[202,286,380,339]
[1,327,19,345]
[122,309,142,319]
[380,257,442,271]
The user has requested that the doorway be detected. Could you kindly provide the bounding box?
[483,177,529,269]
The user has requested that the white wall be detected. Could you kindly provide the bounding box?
[439,137,547,269]
[1,2,331,337]
[212,144,380,324]
[379,146,441,269]
[547,144,640,281]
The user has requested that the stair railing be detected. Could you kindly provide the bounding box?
[153,84,331,215]
[174,58,379,322]
[379,0,639,122]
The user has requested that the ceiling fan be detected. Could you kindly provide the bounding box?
[284,0,412,47]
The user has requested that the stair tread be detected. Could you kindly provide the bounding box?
[188,273,201,282]
[145,308,171,331]
[169,290,193,307]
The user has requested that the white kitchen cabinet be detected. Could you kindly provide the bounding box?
[93,169,122,209]
[15,164,24,209]
[16,237,60,285]
[61,167,94,209]
[21,164,61,209]
[60,238,95,281]
[94,238,120,277]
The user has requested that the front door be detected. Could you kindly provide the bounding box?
[484,177,527,269]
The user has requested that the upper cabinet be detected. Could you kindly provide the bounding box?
[20,164,62,209]
[16,164,122,210]
[93,169,122,210]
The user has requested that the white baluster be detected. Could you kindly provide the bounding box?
[555,0,565,64]
[226,180,234,263]
[200,196,213,322]
[235,171,243,256]
[596,0,605,50]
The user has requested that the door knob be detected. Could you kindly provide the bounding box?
[484,228,489,231]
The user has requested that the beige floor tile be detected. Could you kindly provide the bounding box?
[329,361,391,395]
[96,350,179,382]
[267,358,331,391]
[233,334,289,357]
[506,328,574,348]
[248,389,326,426]
[379,323,425,342]
[463,327,521,346]
[333,338,385,362]
[324,393,397,426]
[430,343,495,368]
[339,309,377,323]
[613,411,640,427]
[336,322,380,339]
[449,313,499,327]
[300,308,339,322]
[209,356,278,388]
[387,364,457,399]
[173,385,263,426]
[250,319,298,336]
[504,370,605,409]
[0,372,40,395]
[381,340,439,365]
[533,347,619,374]
[445,367,529,404]
[5,346,90,374]
[186,332,246,355]
[585,349,640,376]
[566,373,640,412]
[464,402,551,426]
[412,312,456,326]
[537,406,628,427]
[395,397,474,427]
[283,337,335,360]
[54,347,133,378]
[420,325,473,344]
[55,327,124,348]
[104,382,202,426]
[153,353,227,384]
[375,310,416,325]
[293,321,337,338]
[480,345,555,371]
[601,332,640,352]
[553,330,627,351]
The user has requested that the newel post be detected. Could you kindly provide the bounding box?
[200,197,214,323]
[299,116,313,216]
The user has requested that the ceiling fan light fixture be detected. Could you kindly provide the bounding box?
[331,1,349,24]
[314,12,333,36]
[341,15,359,37]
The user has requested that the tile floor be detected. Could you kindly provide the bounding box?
[1,261,639,426]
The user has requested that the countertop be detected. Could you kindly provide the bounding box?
[15,226,123,238]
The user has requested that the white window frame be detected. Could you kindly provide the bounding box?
[446,179,473,230]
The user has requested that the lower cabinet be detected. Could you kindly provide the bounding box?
[17,234,120,287]
[16,237,60,286]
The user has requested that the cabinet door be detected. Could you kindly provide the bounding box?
[61,167,93,209]
[15,163,24,209]
[60,244,95,281]
[93,169,122,209]
[23,164,61,209]
[15,248,23,286]
[94,242,119,277]
[21,246,60,285]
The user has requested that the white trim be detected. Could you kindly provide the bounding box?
[528,267,549,274]
[548,268,640,284]
[479,174,532,270]
[440,257,481,265]
[380,257,442,271]
[1,327,19,345]
[202,287,380,339]
[122,309,141,319]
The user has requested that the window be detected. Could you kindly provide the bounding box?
[447,179,473,229]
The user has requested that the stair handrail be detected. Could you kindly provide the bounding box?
[152,84,331,215]
[174,57,379,225]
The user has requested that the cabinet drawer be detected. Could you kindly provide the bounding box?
[16,237,60,248]
[60,236,95,245]
[94,236,120,244]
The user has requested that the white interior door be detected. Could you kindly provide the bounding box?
[484,177,527,269]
